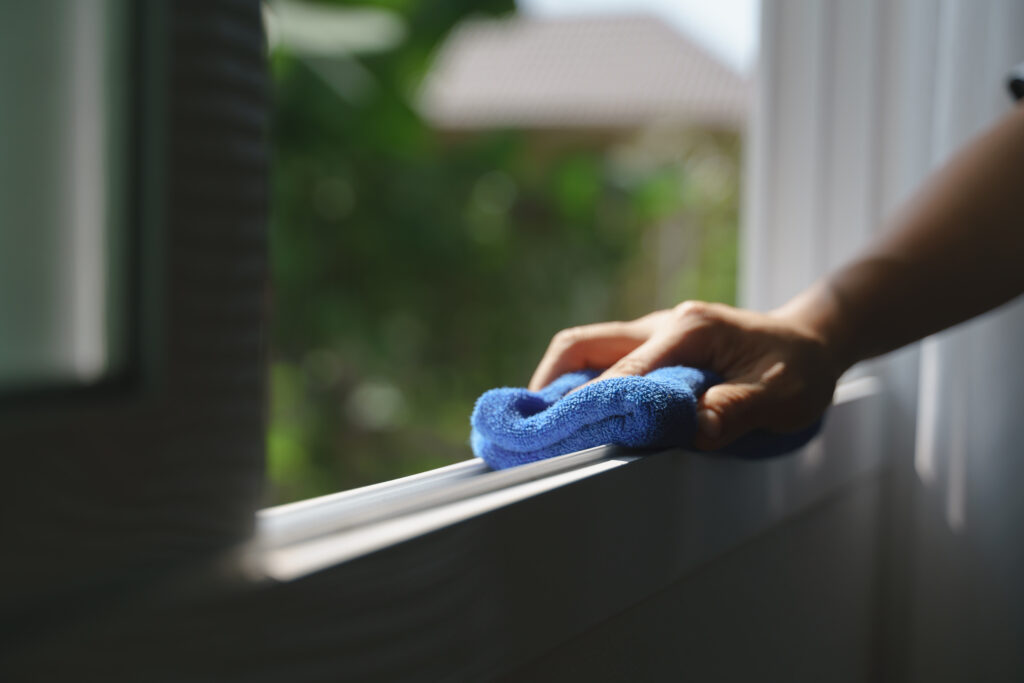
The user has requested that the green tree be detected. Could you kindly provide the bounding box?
[267,1,741,503]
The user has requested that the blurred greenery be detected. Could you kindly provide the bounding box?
[267,0,742,503]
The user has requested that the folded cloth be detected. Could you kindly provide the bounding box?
[470,366,823,470]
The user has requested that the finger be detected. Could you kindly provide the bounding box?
[692,380,770,451]
[571,334,680,393]
[568,304,738,393]
[528,322,648,391]
[657,301,739,370]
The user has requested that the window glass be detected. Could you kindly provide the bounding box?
[266,0,758,502]
[0,0,129,391]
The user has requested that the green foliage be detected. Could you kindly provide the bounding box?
[267,1,741,503]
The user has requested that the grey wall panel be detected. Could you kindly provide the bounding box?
[0,0,268,648]
[508,477,883,682]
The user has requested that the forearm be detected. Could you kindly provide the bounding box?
[778,104,1024,373]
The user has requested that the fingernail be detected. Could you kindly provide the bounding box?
[697,409,720,439]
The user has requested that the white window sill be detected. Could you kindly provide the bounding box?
[254,375,885,582]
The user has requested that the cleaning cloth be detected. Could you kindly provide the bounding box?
[470,366,822,470]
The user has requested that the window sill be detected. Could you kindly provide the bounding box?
[255,375,885,582]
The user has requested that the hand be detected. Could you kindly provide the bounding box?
[528,301,846,451]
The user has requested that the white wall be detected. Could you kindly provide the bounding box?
[747,1,1024,678]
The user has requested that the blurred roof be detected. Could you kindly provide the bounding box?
[419,14,750,132]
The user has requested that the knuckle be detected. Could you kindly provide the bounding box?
[711,391,747,417]
[672,300,720,327]
[668,302,724,349]
[551,327,583,348]
[707,384,760,423]
[674,300,709,318]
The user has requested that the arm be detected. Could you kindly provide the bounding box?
[529,104,1024,450]
[782,103,1024,371]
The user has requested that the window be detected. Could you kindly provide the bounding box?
[0,0,130,393]
[3,1,928,679]
[265,0,758,503]
[255,1,901,674]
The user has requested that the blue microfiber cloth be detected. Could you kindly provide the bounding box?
[470,366,822,470]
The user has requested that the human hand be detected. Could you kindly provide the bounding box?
[528,301,846,451]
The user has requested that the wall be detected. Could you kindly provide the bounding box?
[746,1,1024,680]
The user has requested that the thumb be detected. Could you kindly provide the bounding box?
[692,381,769,451]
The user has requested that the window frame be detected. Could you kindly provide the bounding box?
[0,0,156,406]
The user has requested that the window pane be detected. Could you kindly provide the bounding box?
[266,0,756,502]
[0,0,129,390]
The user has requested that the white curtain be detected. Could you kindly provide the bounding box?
[748,1,1024,678]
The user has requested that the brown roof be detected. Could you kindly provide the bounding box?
[419,14,750,131]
